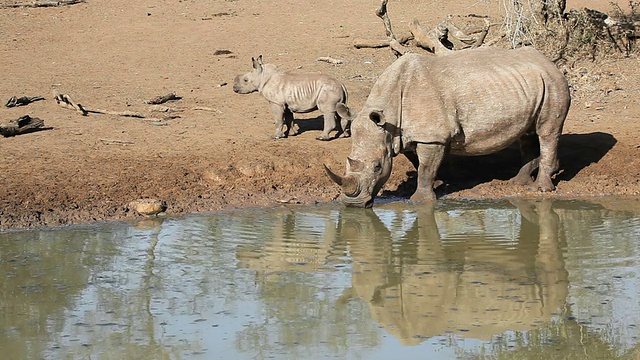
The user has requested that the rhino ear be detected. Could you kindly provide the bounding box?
[336,103,356,120]
[251,57,260,70]
[369,110,385,126]
[257,55,264,66]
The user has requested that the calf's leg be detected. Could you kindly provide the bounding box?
[339,116,351,138]
[284,109,297,136]
[317,110,337,141]
[270,103,287,139]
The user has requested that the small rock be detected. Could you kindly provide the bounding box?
[128,199,167,216]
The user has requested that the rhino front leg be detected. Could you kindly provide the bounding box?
[270,103,287,139]
[410,143,446,203]
[317,111,337,141]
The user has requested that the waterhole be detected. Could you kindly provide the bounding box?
[1,198,639,359]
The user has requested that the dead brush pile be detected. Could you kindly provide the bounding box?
[497,0,639,101]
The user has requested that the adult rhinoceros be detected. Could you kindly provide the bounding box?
[325,46,571,208]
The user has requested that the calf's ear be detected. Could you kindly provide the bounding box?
[336,103,356,120]
[252,55,264,71]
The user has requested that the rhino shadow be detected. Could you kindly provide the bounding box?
[387,132,616,198]
[290,115,325,135]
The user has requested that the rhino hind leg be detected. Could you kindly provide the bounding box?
[410,143,446,202]
[316,110,338,141]
[511,133,539,185]
[339,116,351,138]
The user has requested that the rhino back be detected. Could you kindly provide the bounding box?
[391,48,568,155]
[261,73,346,113]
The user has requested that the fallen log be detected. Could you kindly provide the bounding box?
[5,96,45,108]
[145,92,181,105]
[2,0,85,8]
[0,115,48,137]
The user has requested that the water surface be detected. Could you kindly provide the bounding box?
[1,198,639,359]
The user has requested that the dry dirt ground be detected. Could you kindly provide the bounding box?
[1,0,639,231]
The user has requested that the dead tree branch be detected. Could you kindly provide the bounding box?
[375,0,410,56]
[53,90,87,115]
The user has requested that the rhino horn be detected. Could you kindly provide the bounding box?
[324,164,360,197]
[324,164,343,185]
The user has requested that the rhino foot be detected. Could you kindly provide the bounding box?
[510,174,534,186]
[530,179,556,192]
[315,134,331,141]
[409,189,437,203]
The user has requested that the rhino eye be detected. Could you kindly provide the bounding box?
[374,163,382,173]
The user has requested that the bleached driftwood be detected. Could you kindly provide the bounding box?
[53,90,87,115]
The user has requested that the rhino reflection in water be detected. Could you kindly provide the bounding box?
[339,200,568,344]
[236,200,569,345]
[325,47,571,207]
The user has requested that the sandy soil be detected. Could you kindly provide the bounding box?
[1,0,638,231]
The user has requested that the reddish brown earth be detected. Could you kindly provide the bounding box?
[1,0,638,231]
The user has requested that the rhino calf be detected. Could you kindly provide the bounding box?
[233,55,349,141]
[325,47,571,208]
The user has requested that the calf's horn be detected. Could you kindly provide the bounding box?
[323,164,360,197]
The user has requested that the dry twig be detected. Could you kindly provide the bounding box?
[316,56,343,65]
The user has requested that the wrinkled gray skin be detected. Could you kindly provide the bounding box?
[325,47,571,208]
[233,55,349,140]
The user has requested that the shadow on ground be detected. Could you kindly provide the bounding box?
[384,132,617,198]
